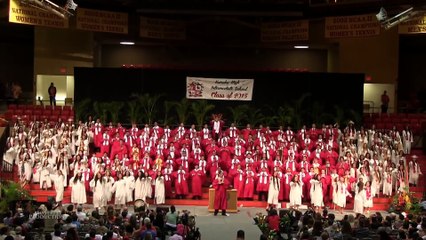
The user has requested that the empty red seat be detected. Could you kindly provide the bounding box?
[52,110,61,116]
[42,109,51,115]
[8,104,17,110]
[33,109,42,115]
[17,105,26,110]
[62,106,73,111]
[14,109,23,115]
[49,115,58,122]
[384,123,393,130]
[24,109,32,115]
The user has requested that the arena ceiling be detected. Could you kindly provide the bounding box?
[75,0,425,18]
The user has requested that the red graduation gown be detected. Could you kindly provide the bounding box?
[213,177,230,210]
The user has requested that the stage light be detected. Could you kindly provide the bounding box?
[376,7,388,22]
[294,45,309,49]
[19,0,78,19]
[120,41,135,45]
[377,6,422,30]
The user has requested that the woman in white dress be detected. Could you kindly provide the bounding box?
[289,174,303,209]
[40,160,52,190]
[354,181,366,215]
[21,154,33,186]
[364,181,373,214]
[103,170,115,203]
[335,176,350,214]
[310,174,323,211]
[267,170,281,209]
[154,171,166,205]
[141,171,153,200]
[69,172,87,206]
[112,172,127,207]
[56,155,68,187]
[124,170,135,203]
[134,171,145,201]
[371,166,382,197]
[382,166,393,197]
[90,172,106,210]
[54,169,65,205]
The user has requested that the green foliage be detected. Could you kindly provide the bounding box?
[228,104,249,127]
[333,105,345,126]
[247,108,264,127]
[93,101,109,124]
[136,93,164,125]
[106,101,124,124]
[162,101,175,126]
[191,100,215,129]
[173,98,191,124]
[128,100,141,124]
[0,181,32,214]
[276,104,295,127]
[75,98,91,122]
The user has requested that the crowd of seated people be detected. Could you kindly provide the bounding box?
[0,202,200,240]
[1,114,421,214]
[257,206,426,240]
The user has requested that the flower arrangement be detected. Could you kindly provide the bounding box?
[254,212,269,235]
[391,186,421,214]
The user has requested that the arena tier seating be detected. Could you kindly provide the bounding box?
[3,104,74,123]
[363,113,426,135]
[3,148,424,211]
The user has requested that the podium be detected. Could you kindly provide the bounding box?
[208,188,238,213]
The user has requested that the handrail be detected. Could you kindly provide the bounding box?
[0,123,12,180]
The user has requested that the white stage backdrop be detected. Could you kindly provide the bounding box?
[186,77,254,101]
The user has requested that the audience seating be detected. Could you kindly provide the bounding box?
[363,112,426,135]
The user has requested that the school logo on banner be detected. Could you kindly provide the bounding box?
[186,77,254,101]
[187,81,204,98]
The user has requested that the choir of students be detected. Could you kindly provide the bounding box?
[2,116,421,214]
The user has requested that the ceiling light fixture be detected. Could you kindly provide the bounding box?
[120,41,135,45]
[294,45,309,49]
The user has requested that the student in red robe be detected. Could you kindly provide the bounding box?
[173,166,189,199]
[213,170,230,216]
[190,165,204,200]
[282,168,293,201]
[230,164,245,199]
[162,163,173,198]
[256,167,270,201]
[243,167,256,200]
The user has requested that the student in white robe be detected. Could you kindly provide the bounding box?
[371,166,382,197]
[69,172,87,206]
[364,181,373,214]
[409,155,422,186]
[154,171,166,205]
[335,176,351,214]
[112,172,127,207]
[142,172,153,200]
[54,169,65,205]
[40,160,52,190]
[383,167,393,197]
[267,170,281,209]
[32,159,41,184]
[310,174,323,212]
[124,170,135,203]
[289,174,303,209]
[90,172,106,210]
[134,171,145,201]
[21,154,33,186]
[103,170,115,203]
[402,126,413,154]
[354,181,366,215]
[56,155,68,187]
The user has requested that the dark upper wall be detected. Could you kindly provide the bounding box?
[100,44,329,72]
[0,22,34,99]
